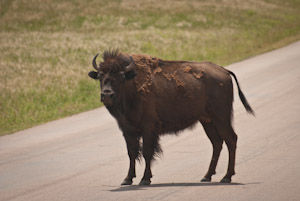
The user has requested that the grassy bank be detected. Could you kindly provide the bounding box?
[1,0,300,135]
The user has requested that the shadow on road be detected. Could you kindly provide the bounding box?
[110,182,246,192]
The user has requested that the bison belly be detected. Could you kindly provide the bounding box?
[152,78,209,134]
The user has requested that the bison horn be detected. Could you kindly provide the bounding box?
[119,53,131,64]
[125,58,135,72]
[119,54,135,72]
[92,53,99,70]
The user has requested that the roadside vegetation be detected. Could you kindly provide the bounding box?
[1,0,300,135]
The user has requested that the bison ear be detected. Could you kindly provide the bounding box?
[88,71,98,79]
[124,69,137,80]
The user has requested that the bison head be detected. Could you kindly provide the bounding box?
[88,50,137,107]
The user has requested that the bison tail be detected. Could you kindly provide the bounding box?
[227,70,255,116]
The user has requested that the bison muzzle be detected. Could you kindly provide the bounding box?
[88,49,254,185]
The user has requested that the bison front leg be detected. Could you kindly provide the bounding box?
[140,134,161,186]
[121,134,140,185]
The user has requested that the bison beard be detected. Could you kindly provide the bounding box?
[88,50,254,185]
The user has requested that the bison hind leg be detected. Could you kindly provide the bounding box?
[212,118,238,183]
[201,121,223,182]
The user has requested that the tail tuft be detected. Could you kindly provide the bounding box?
[238,88,255,116]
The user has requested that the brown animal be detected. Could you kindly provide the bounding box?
[88,50,254,185]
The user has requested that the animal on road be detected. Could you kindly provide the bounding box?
[88,49,254,185]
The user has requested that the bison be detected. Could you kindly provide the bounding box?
[88,49,254,185]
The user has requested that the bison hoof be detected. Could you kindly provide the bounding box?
[121,179,133,185]
[201,177,211,182]
[139,180,151,186]
[220,177,231,183]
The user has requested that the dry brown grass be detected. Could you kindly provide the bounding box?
[1,0,300,135]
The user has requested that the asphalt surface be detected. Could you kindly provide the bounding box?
[1,41,300,201]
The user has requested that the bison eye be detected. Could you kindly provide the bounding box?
[119,71,125,79]
[98,72,104,80]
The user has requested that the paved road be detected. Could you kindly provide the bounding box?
[1,41,300,201]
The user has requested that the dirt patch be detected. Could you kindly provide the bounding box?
[183,66,203,79]
[163,71,184,87]
[193,72,203,79]
[183,66,192,72]
[153,67,163,74]
[131,54,191,92]
[131,54,160,93]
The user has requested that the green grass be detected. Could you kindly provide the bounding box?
[1,0,300,135]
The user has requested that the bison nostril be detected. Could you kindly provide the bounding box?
[101,90,115,100]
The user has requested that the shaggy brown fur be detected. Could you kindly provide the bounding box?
[88,49,254,186]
